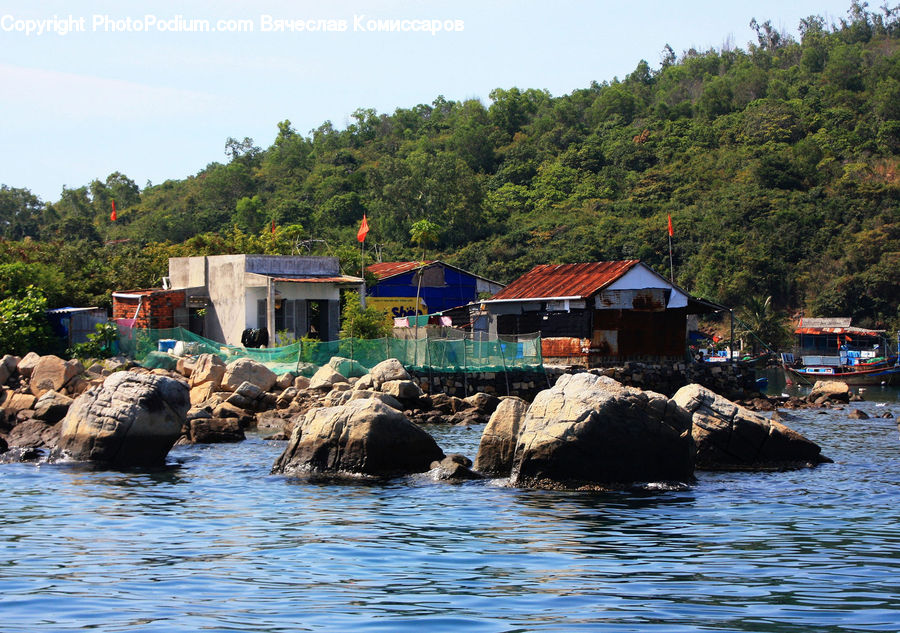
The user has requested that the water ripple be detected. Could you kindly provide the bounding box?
[2,403,900,631]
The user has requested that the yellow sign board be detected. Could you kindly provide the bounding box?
[367,297,428,319]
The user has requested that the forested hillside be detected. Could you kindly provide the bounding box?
[1,2,898,329]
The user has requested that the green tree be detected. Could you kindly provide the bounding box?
[734,295,791,353]
[339,292,393,339]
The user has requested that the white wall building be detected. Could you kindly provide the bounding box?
[168,255,364,345]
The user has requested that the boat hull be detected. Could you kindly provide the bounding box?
[785,365,900,386]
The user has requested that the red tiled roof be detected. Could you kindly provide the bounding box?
[489,261,640,301]
[367,261,436,279]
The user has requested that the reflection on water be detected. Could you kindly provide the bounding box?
[2,401,900,632]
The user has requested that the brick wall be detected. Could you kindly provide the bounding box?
[112,290,186,330]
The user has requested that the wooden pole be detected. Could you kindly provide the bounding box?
[668,232,674,283]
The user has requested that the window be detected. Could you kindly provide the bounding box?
[257,299,306,337]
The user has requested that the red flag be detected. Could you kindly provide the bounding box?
[667,213,673,237]
[271,219,276,234]
[357,214,369,242]
[110,200,117,222]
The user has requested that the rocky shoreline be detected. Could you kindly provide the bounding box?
[1,351,892,489]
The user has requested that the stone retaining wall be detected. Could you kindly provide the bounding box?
[409,361,759,402]
[407,368,565,401]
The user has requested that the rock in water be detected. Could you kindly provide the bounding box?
[807,380,851,404]
[272,399,444,477]
[53,371,189,465]
[673,384,830,470]
[474,397,529,476]
[510,373,694,489]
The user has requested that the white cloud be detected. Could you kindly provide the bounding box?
[0,63,218,121]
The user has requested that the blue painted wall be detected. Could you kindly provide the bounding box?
[368,266,482,315]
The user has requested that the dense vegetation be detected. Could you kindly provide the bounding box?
[1,2,898,331]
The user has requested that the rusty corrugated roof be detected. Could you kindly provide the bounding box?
[800,317,852,328]
[270,275,363,284]
[490,261,641,301]
[367,261,437,279]
[795,326,884,337]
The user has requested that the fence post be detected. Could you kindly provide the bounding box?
[500,338,510,396]
[462,335,468,395]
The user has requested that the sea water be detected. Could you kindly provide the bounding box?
[2,387,899,632]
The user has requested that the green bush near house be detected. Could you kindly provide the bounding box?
[0,286,55,357]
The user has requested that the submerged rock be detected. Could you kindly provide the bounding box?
[53,371,189,466]
[189,417,245,443]
[673,384,830,470]
[272,398,444,478]
[510,373,694,489]
[429,454,482,481]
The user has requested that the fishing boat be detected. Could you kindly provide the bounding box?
[782,355,900,386]
[782,317,900,386]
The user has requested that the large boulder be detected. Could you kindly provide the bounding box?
[369,358,410,389]
[474,396,529,476]
[1,392,36,417]
[381,379,424,401]
[190,382,217,406]
[807,380,851,404]
[510,373,694,489]
[328,356,368,379]
[17,352,41,378]
[29,355,70,397]
[33,390,74,424]
[189,353,226,389]
[225,381,275,412]
[221,358,277,393]
[464,392,501,415]
[53,371,190,465]
[272,399,444,477]
[308,365,348,391]
[7,419,59,449]
[673,384,830,470]
[0,354,19,386]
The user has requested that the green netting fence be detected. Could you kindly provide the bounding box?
[116,325,543,376]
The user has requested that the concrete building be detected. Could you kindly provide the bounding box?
[112,255,364,345]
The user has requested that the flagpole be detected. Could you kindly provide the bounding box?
[667,213,674,283]
[668,232,674,283]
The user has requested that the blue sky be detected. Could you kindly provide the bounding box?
[1,0,856,202]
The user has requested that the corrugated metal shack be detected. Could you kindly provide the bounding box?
[479,261,724,367]
[367,261,504,319]
[793,317,887,357]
